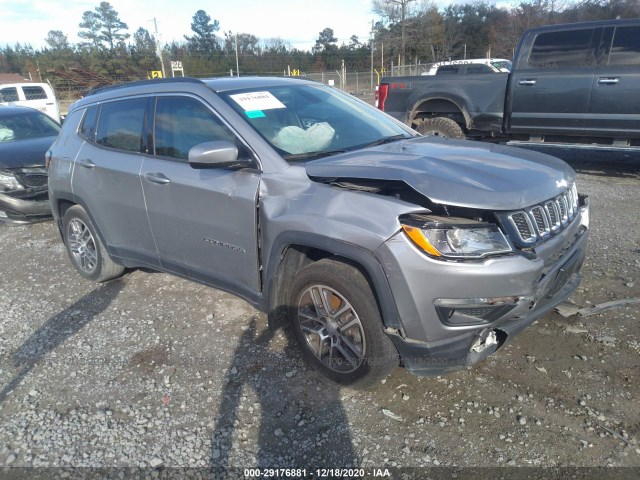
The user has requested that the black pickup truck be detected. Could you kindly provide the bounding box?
[378,19,640,146]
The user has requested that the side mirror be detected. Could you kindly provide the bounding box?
[188,141,246,169]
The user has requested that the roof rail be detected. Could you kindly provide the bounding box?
[86,77,205,97]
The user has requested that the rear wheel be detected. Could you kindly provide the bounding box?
[62,205,125,282]
[417,117,465,139]
[288,258,398,389]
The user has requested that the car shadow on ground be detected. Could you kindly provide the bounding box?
[509,143,640,180]
[0,279,125,403]
[209,319,359,470]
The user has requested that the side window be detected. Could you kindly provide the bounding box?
[466,65,493,74]
[79,105,100,141]
[436,65,459,75]
[22,86,48,100]
[0,87,19,102]
[96,98,148,152]
[154,96,237,160]
[609,26,640,66]
[528,28,596,68]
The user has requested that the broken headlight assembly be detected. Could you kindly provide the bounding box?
[0,170,22,193]
[400,213,513,260]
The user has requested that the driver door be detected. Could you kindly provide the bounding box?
[140,95,261,294]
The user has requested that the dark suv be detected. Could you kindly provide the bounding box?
[48,77,590,388]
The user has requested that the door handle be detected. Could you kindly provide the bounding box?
[598,77,619,85]
[78,158,95,168]
[144,172,171,185]
[518,79,537,86]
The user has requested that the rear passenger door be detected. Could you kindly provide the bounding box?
[586,24,640,138]
[508,27,597,135]
[140,95,261,294]
[72,100,160,267]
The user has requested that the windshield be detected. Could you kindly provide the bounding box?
[0,110,60,143]
[221,83,414,161]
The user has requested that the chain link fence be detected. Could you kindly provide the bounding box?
[47,68,401,115]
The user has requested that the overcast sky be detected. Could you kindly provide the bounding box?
[0,0,390,51]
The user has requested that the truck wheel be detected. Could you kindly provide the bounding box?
[288,258,398,389]
[62,205,125,282]
[417,117,464,139]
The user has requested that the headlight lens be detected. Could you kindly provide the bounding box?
[401,214,513,259]
[0,171,22,193]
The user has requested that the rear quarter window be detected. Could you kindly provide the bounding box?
[436,65,459,75]
[22,86,48,100]
[79,105,100,142]
[466,65,494,74]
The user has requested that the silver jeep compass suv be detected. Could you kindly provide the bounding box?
[48,77,589,389]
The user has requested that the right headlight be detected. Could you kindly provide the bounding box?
[0,170,22,193]
[400,214,513,259]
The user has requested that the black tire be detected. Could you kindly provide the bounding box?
[417,117,465,139]
[288,258,398,389]
[62,205,125,282]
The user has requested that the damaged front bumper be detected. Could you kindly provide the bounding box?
[376,198,590,376]
[0,187,52,224]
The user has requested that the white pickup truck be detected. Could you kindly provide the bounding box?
[0,82,60,122]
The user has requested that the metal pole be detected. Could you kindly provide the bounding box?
[235,34,240,77]
[153,18,166,78]
[370,19,374,92]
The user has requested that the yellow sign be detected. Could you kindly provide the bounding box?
[151,71,163,79]
[291,69,301,76]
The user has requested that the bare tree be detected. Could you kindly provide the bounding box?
[372,0,417,66]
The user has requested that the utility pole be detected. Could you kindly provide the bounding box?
[152,18,166,78]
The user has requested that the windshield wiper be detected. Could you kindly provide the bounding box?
[361,134,411,149]
[283,149,347,162]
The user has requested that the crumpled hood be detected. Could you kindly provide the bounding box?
[0,136,56,169]
[306,136,576,210]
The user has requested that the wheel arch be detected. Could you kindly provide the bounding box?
[409,97,470,130]
[55,197,110,256]
[264,233,403,333]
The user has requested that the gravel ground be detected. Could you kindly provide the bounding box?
[0,148,638,474]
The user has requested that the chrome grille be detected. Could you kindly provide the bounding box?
[504,186,580,245]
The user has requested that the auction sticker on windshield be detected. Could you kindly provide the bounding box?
[229,91,286,111]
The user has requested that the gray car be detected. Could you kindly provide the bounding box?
[47,77,589,389]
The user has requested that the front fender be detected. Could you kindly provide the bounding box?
[263,231,403,332]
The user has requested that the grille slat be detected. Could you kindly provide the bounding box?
[509,212,536,243]
[531,206,550,236]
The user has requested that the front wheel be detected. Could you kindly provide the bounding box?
[288,258,398,389]
[62,205,125,282]
[416,117,465,139]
